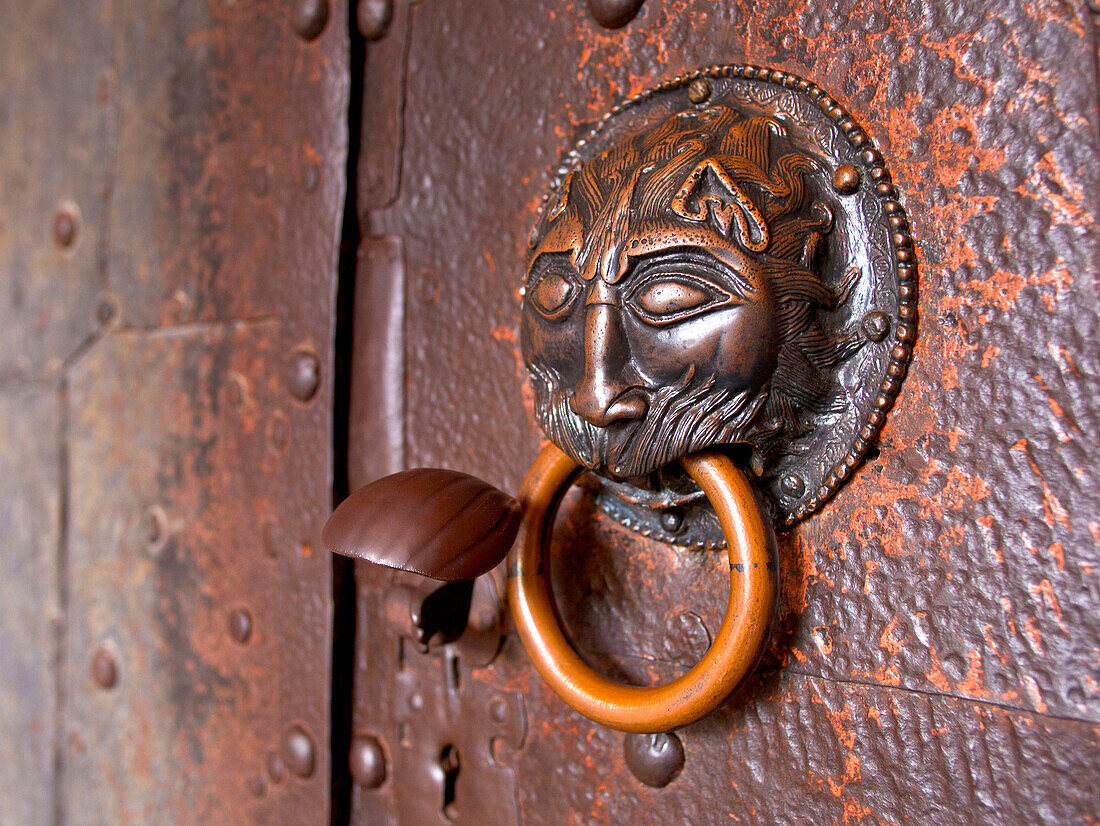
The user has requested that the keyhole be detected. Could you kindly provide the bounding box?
[440,744,460,820]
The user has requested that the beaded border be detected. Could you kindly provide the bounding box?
[529,64,918,528]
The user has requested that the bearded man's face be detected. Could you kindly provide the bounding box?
[521,213,781,480]
[520,106,835,481]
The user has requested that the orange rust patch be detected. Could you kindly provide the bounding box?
[981,624,1009,666]
[956,649,985,696]
[1022,674,1048,713]
[1030,578,1066,632]
[1024,616,1043,654]
[879,617,905,657]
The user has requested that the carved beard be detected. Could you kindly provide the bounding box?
[529,363,768,480]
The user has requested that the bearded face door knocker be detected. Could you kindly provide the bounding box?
[324,66,916,735]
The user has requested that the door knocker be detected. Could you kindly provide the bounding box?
[324,65,916,734]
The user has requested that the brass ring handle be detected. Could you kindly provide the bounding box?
[507,443,777,734]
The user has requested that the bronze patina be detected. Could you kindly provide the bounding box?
[522,65,917,546]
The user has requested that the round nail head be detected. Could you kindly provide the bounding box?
[91,647,118,690]
[287,349,321,402]
[862,311,891,342]
[357,0,393,40]
[659,507,685,534]
[623,731,685,788]
[833,164,860,194]
[228,608,253,644]
[781,474,806,497]
[53,208,78,248]
[282,726,317,778]
[293,0,330,40]
[588,0,644,29]
[349,735,387,789]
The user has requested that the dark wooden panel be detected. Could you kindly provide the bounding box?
[0,384,61,825]
[352,0,1100,822]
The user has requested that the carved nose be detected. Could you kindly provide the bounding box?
[570,302,648,427]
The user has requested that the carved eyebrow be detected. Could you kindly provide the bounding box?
[525,252,578,289]
[625,247,756,299]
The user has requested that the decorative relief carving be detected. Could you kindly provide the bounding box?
[521,66,917,545]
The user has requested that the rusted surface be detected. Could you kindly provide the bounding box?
[66,322,334,822]
[1,0,347,821]
[0,3,112,823]
[351,0,1100,822]
[0,1,112,381]
[0,386,61,825]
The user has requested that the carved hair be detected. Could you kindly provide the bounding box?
[536,105,861,467]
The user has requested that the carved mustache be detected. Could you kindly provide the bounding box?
[529,364,767,479]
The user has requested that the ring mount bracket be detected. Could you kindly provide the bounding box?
[521,65,917,546]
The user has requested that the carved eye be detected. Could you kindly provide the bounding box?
[628,274,735,325]
[529,268,579,319]
[634,280,710,316]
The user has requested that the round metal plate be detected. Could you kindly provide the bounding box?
[528,65,917,545]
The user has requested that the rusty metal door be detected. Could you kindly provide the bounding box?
[1,1,348,822]
[4,1,1099,825]
[343,2,1100,824]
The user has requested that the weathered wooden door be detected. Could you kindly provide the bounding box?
[3,1,1099,825]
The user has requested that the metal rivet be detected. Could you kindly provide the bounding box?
[408,692,424,713]
[90,647,118,690]
[144,505,167,550]
[96,299,116,325]
[832,164,860,194]
[357,0,393,40]
[267,410,290,453]
[282,725,316,778]
[267,752,285,783]
[228,608,253,644]
[292,0,330,40]
[488,698,508,723]
[286,349,321,402]
[659,507,684,534]
[349,735,387,789]
[224,373,248,412]
[862,311,891,342]
[588,0,644,29]
[687,78,712,105]
[623,731,685,788]
[302,163,320,193]
[53,206,79,248]
[781,473,805,497]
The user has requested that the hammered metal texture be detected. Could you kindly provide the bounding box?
[351,0,1100,822]
[0,0,348,821]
